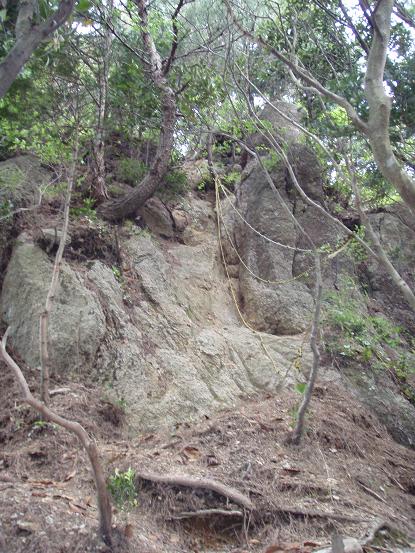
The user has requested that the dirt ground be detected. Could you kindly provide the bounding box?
[0,353,414,553]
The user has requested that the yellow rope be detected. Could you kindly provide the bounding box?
[214,176,309,382]
[214,178,357,386]
[217,183,311,285]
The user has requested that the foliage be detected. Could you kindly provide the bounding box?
[0,163,25,217]
[115,158,147,186]
[70,197,97,220]
[108,467,138,510]
[324,279,401,363]
[158,168,189,200]
[222,170,241,191]
[346,226,368,263]
[393,352,415,405]
[111,265,122,282]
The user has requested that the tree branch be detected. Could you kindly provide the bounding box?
[0,0,76,99]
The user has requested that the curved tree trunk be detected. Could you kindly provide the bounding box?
[365,0,415,212]
[98,0,176,221]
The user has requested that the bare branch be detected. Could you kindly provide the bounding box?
[39,133,79,405]
[0,329,113,545]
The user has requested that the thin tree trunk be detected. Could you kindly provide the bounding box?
[98,0,176,221]
[289,253,323,445]
[348,160,415,312]
[0,0,75,99]
[39,134,79,405]
[92,0,114,199]
[0,329,113,546]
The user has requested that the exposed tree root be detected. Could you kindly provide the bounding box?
[168,508,244,520]
[135,471,254,510]
[271,506,368,524]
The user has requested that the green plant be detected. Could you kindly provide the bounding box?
[197,174,213,192]
[108,467,138,510]
[392,353,415,405]
[222,170,240,191]
[71,197,97,220]
[347,225,368,263]
[111,265,122,282]
[323,278,401,362]
[158,168,189,200]
[115,158,146,186]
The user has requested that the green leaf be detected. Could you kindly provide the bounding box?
[295,382,307,394]
[0,9,7,22]
[77,0,91,12]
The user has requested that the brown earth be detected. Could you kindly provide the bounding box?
[1,353,414,553]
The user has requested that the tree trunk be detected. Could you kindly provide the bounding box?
[40,135,79,405]
[98,0,176,221]
[289,253,323,445]
[0,0,75,99]
[364,0,415,212]
[92,0,114,199]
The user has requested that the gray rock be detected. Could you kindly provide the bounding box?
[0,234,106,373]
[314,537,363,553]
[139,197,175,238]
[40,228,72,247]
[0,155,51,271]
[224,157,315,334]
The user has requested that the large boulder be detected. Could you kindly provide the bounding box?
[92,226,312,431]
[0,233,106,373]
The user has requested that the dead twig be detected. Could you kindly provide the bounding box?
[356,480,387,504]
[272,506,368,523]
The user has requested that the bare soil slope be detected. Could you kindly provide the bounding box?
[1,359,414,553]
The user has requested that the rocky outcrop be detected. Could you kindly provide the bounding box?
[0,233,106,373]
[0,198,311,431]
[1,136,414,446]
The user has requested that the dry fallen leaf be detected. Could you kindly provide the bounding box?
[180,446,201,463]
[63,469,76,482]
[124,524,134,539]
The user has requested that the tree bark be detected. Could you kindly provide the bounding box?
[364,0,415,212]
[0,0,75,99]
[0,329,113,546]
[98,0,176,221]
[289,253,323,445]
[92,0,114,199]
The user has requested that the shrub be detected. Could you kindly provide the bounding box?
[158,168,189,200]
[108,467,138,510]
[115,158,146,186]
[324,278,401,361]
[70,197,97,220]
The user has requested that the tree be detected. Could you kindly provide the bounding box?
[225,0,415,210]
[98,0,179,220]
